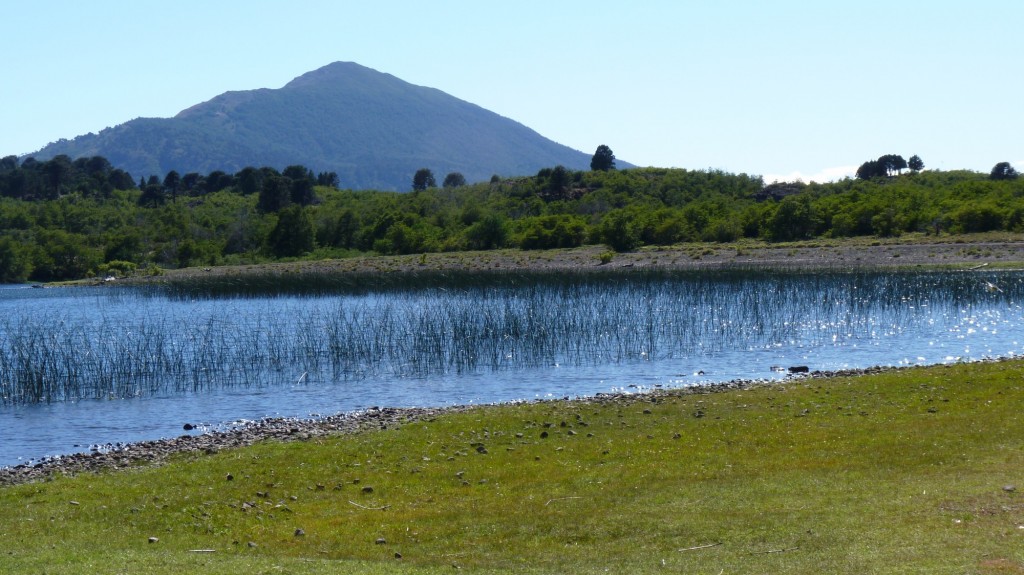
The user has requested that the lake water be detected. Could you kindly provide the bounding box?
[1,268,1022,467]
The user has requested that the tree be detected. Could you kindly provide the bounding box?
[0,237,32,282]
[206,171,233,192]
[908,155,924,172]
[316,171,339,188]
[412,168,436,191]
[857,155,907,179]
[442,172,466,188]
[181,172,204,195]
[990,162,1019,181]
[856,160,886,180]
[598,210,640,252]
[877,154,907,176]
[109,169,135,190]
[465,214,508,250]
[290,177,316,206]
[42,155,73,199]
[0,156,17,172]
[537,165,573,201]
[162,170,181,200]
[590,145,616,171]
[767,195,818,241]
[257,175,292,213]
[137,183,165,207]
[85,156,112,175]
[267,205,315,257]
[236,166,262,195]
[282,165,311,181]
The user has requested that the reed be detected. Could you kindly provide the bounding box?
[0,269,1019,405]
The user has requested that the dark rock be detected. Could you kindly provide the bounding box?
[294,528,305,537]
[788,366,810,374]
[183,423,195,431]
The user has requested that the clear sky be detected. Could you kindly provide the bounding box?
[3,0,1021,183]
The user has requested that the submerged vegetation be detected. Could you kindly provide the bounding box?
[1,359,1022,573]
[1,153,1024,283]
[2,269,1020,405]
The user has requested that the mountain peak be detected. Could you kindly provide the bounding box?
[280,61,387,89]
[30,63,594,190]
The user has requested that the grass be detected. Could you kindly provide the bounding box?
[2,360,1023,573]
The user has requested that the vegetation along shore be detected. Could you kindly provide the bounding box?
[2,151,1024,284]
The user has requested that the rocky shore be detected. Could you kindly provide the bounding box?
[0,405,464,486]
[133,236,1024,284]
[0,364,913,487]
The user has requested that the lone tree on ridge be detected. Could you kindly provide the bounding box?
[590,145,616,171]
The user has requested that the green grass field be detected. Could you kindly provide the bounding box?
[1,361,1022,574]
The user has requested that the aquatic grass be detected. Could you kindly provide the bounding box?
[0,269,1022,405]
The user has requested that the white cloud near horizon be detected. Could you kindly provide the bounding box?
[760,165,858,185]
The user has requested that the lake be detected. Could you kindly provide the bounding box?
[1,268,1022,467]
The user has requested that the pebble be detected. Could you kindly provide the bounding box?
[0,369,928,487]
[0,406,458,486]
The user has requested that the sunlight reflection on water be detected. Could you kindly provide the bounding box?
[2,269,1024,465]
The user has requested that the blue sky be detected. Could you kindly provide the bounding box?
[3,0,1021,183]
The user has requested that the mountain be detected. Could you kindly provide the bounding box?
[29,62,606,191]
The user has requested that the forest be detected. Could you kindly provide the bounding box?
[0,153,1022,282]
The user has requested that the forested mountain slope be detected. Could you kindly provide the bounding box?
[29,62,600,190]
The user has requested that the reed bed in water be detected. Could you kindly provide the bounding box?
[0,269,1018,405]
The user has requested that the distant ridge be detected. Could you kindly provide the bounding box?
[29,62,606,191]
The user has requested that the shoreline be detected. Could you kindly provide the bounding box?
[112,234,1024,285]
[0,360,969,487]
[8,236,1024,486]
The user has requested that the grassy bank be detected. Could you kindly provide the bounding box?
[1,361,1022,574]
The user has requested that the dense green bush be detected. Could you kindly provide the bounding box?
[2,154,1024,281]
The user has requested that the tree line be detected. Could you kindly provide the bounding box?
[0,151,1021,283]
